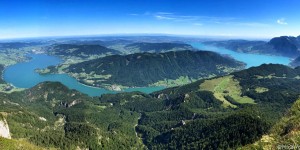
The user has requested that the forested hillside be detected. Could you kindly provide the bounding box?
[0,82,143,149]
[138,64,300,149]
[242,98,300,149]
[66,50,245,87]
[1,64,300,149]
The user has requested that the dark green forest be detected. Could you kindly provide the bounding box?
[67,50,245,87]
[1,64,300,149]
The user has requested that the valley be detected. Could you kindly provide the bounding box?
[0,63,300,149]
[0,36,299,149]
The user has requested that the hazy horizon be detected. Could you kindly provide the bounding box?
[0,33,277,42]
[1,0,300,39]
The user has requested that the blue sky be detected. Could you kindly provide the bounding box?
[0,0,299,39]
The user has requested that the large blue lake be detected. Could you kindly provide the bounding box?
[191,43,291,68]
[3,54,165,97]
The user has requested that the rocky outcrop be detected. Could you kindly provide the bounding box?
[0,118,11,139]
[68,100,81,107]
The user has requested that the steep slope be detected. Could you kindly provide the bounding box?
[0,82,143,149]
[241,98,300,149]
[267,36,300,57]
[47,44,120,58]
[66,50,245,87]
[0,116,11,139]
[124,42,194,53]
[142,64,300,149]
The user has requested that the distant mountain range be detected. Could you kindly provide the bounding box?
[46,42,196,58]
[65,50,245,87]
[204,35,300,58]
[59,39,134,48]
[0,42,42,49]
[47,44,121,58]
[124,42,194,53]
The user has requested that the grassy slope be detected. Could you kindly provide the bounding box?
[0,137,46,150]
[241,98,300,149]
[145,64,300,149]
[199,75,255,108]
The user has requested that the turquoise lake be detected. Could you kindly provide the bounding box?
[191,43,291,68]
[3,54,165,97]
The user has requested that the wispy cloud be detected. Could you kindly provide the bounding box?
[156,12,174,15]
[130,12,271,28]
[152,12,235,23]
[155,15,175,20]
[277,18,287,25]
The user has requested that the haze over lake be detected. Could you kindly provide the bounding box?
[191,43,291,68]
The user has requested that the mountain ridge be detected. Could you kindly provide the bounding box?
[204,35,300,58]
[65,50,245,88]
[47,44,121,58]
[124,42,194,53]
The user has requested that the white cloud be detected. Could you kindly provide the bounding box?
[277,18,287,25]
[155,15,175,20]
[152,12,236,24]
[132,11,270,28]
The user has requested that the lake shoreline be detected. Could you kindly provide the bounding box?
[36,68,166,92]
[3,54,165,96]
